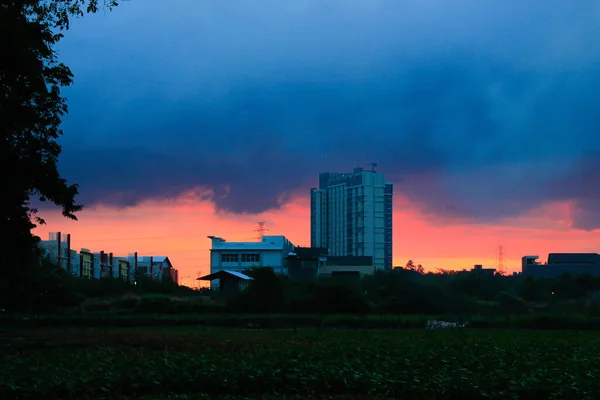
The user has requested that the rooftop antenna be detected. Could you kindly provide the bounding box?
[254,221,269,241]
[496,245,506,275]
[367,162,377,172]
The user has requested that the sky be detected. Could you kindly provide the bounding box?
[34,0,600,286]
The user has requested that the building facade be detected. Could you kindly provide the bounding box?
[310,167,393,271]
[321,255,376,278]
[39,232,74,273]
[286,247,328,281]
[208,235,295,288]
[522,254,600,277]
[39,232,177,284]
[136,256,178,283]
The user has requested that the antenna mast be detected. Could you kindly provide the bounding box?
[254,221,269,241]
[496,245,506,275]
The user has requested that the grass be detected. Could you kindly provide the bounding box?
[5,312,600,331]
[2,328,600,399]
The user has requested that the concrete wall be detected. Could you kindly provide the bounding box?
[288,259,320,280]
[526,264,600,278]
[319,264,375,278]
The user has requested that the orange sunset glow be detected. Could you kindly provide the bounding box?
[34,188,600,287]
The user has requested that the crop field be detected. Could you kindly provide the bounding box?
[2,328,600,399]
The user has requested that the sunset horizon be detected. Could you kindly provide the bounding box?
[34,184,600,286]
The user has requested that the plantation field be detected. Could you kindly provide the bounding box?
[2,328,600,399]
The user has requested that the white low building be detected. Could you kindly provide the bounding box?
[208,235,295,289]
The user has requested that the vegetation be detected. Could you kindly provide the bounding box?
[221,267,600,318]
[3,264,600,332]
[1,0,117,309]
[2,328,600,399]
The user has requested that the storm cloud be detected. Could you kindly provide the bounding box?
[54,0,600,228]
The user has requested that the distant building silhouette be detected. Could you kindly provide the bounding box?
[522,253,600,277]
[310,167,393,271]
[285,246,376,280]
[470,264,496,276]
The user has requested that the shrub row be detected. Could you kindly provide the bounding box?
[5,312,600,330]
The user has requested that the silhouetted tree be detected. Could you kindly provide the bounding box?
[404,260,425,274]
[1,1,117,306]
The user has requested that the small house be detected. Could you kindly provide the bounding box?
[197,270,254,294]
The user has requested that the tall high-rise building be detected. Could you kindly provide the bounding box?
[310,167,393,271]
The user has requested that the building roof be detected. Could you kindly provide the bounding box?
[208,235,294,251]
[137,256,167,262]
[288,246,328,259]
[197,270,254,281]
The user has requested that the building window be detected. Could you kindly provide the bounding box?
[241,253,260,263]
[221,253,239,263]
[82,260,92,277]
[120,265,128,280]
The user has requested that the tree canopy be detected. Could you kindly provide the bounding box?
[0,0,117,304]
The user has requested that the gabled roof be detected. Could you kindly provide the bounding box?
[197,270,254,281]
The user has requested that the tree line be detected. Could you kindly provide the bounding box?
[226,266,600,316]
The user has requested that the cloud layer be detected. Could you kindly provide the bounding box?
[55,0,600,228]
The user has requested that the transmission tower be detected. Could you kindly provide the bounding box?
[254,221,269,241]
[496,245,506,275]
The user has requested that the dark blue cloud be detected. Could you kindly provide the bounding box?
[52,0,600,228]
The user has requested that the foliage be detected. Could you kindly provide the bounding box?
[199,266,600,317]
[1,0,120,307]
[403,259,425,274]
[286,280,371,314]
[227,267,286,313]
[496,291,528,315]
[12,255,600,320]
[2,259,198,313]
[2,328,600,398]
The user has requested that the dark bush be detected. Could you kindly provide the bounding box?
[497,292,528,315]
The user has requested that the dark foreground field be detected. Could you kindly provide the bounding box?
[1,328,600,399]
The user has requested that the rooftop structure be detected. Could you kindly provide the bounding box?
[522,253,600,277]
